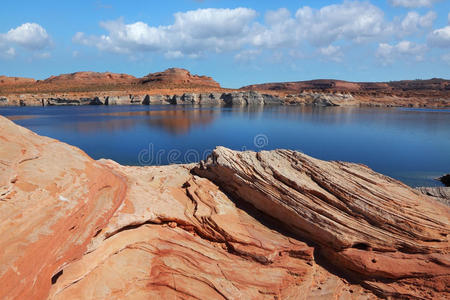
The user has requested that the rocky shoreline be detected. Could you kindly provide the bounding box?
[1,69,449,108]
[0,91,284,107]
[0,115,449,299]
[2,90,448,107]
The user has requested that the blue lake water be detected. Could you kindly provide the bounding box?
[1,105,449,187]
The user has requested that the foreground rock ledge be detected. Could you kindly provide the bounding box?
[0,116,448,299]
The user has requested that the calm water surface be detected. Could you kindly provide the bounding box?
[1,105,449,187]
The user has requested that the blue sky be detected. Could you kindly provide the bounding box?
[0,0,449,87]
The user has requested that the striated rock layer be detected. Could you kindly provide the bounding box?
[0,91,282,107]
[140,68,220,88]
[193,147,450,299]
[0,76,36,86]
[0,117,127,299]
[1,69,449,107]
[0,116,449,299]
[242,78,450,107]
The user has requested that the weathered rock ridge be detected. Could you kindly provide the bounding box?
[0,91,283,107]
[1,69,449,107]
[418,187,450,206]
[140,68,220,88]
[0,116,449,299]
[242,78,450,108]
[41,72,136,84]
[0,76,36,86]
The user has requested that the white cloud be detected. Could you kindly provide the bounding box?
[251,8,297,48]
[318,45,344,62]
[74,8,257,57]
[164,50,184,59]
[252,2,390,49]
[376,41,427,64]
[4,23,51,50]
[172,8,256,39]
[0,47,16,59]
[75,2,394,61]
[73,2,447,64]
[428,26,450,48]
[388,0,441,8]
[0,23,51,60]
[400,11,436,35]
[298,2,390,46]
[234,49,261,62]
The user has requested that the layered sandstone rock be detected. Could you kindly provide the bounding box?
[42,72,136,84]
[242,78,450,107]
[194,147,450,299]
[284,92,358,106]
[0,116,449,299]
[0,117,127,299]
[242,78,450,95]
[1,91,283,107]
[140,68,220,88]
[0,75,36,85]
[418,187,450,206]
[1,69,449,107]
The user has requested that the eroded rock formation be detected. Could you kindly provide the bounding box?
[242,78,450,107]
[139,68,220,88]
[0,116,448,299]
[0,117,127,299]
[418,187,450,206]
[0,76,36,85]
[1,69,448,107]
[193,147,450,299]
[41,72,136,85]
[0,91,283,107]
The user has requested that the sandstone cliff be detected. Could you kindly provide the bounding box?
[0,116,449,299]
[1,69,449,107]
[139,68,220,88]
[0,91,282,107]
[0,76,36,86]
[42,72,136,85]
[242,78,450,108]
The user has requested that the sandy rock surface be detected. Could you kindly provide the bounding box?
[0,116,448,299]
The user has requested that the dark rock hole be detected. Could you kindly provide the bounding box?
[352,243,370,250]
[51,270,63,284]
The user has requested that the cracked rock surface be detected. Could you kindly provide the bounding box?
[0,116,449,299]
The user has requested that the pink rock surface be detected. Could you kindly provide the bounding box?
[0,116,448,299]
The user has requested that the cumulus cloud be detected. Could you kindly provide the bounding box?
[428,26,450,48]
[388,0,441,8]
[400,11,436,35]
[75,2,394,60]
[0,23,51,59]
[73,1,447,64]
[4,23,51,50]
[74,8,256,57]
[251,2,390,49]
[376,41,427,64]
[234,49,261,62]
[251,8,297,48]
[318,45,344,62]
[295,2,389,46]
[0,47,16,59]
